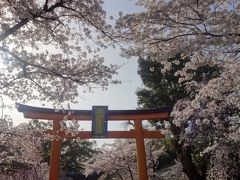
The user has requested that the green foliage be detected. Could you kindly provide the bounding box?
[137,55,221,108]
[137,54,188,108]
[29,120,98,173]
[157,152,176,170]
[60,139,98,173]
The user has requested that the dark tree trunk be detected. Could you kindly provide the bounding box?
[170,121,206,180]
[175,143,205,180]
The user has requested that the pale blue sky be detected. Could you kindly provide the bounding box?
[72,0,143,112]
[104,0,143,15]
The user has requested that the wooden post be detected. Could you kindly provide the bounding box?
[134,119,148,180]
[49,119,61,180]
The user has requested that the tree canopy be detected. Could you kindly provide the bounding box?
[115,0,240,60]
[137,54,188,108]
[84,139,171,180]
[0,0,117,103]
[0,118,48,179]
[115,1,240,179]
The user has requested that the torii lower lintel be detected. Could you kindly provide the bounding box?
[47,129,165,139]
[17,104,170,180]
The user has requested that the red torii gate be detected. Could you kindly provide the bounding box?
[17,104,170,180]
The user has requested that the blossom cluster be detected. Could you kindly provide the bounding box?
[84,139,164,180]
[0,117,48,179]
[0,0,118,103]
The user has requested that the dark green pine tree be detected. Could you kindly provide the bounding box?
[60,139,98,173]
[136,54,188,109]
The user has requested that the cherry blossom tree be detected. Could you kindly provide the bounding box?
[84,139,177,180]
[0,0,117,103]
[0,117,48,179]
[115,0,240,60]
[84,139,137,180]
[114,1,240,179]
[171,60,240,180]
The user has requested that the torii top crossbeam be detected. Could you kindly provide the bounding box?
[17,104,170,120]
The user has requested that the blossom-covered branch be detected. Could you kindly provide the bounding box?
[0,0,118,102]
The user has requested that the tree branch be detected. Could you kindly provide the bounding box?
[148,33,195,44]
[0,46,100,85]
[0,0,70,42]
[0,18,29,42]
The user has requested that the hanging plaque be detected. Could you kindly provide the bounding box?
[92,106,108,138]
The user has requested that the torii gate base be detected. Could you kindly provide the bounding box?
[17,104,170,180]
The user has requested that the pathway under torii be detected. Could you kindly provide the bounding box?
[17,104,170,180]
